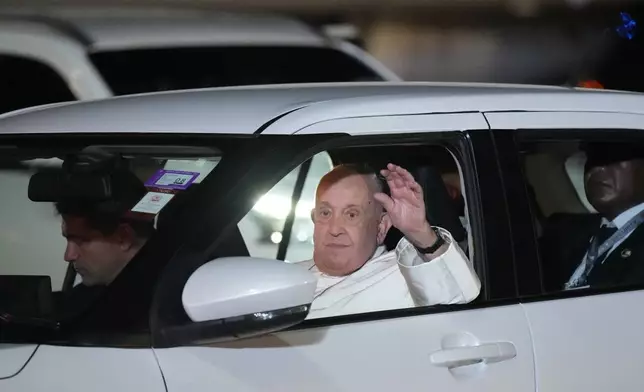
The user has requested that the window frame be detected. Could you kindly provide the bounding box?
[150,129,517,348]
[497,127,644,303]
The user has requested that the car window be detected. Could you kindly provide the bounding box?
[89,46,384,96]
[229,142,476,319]
[161,152,332,263]
[517,133,644,294]
[238,152,333,262]
[0,54,76,114]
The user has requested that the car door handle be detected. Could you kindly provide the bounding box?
[430,342,517,368]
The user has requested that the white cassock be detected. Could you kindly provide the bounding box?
[296,227,481,320]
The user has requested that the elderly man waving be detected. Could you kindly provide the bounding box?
[300,163,480,319]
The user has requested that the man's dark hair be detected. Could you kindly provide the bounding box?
[55,170,154,240]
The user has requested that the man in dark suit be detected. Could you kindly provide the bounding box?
[540,143,644,291]
[51,169,156,330]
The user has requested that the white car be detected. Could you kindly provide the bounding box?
[0,82,642,392]
[0,8,399,115]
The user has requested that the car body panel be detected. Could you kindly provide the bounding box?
[1,83,643,136]
[154,304,534,392]
[0,344,37,379]
[522,291,644,392]
[485,110,644,130]
[0,345,165,391]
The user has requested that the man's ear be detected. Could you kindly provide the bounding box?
[115,223,138,251]
[376,213,392,245]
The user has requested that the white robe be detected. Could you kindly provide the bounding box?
[297,227,481,319]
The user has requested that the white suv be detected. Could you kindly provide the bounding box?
[0,8,399,114]
[1,82,644,391]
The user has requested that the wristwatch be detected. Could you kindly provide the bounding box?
[414,228,446,254]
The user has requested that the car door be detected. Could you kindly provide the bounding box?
[152,113,537,392]
[486,110,644,391]
[0,345,166,392]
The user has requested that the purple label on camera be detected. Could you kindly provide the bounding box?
[145,169,199,190]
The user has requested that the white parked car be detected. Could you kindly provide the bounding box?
[0,8,399,115]
[0,82,643,392]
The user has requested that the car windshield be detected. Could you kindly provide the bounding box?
[0,144,220,291]
[89,46,384,96]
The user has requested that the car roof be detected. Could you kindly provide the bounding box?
[0,8,326,50]
[1,82,643,136]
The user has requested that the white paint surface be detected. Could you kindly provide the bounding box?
[0,345,37,379]
[524,291,644,392]
[155,304,534,392]
[0,345,165,391]
[3,83,644,136]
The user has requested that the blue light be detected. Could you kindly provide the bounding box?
[616,12,637,40]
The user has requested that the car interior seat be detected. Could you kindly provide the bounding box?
[535,150,601,292]
[564,151,597,213]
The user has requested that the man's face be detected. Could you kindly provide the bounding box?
[312,174,391,276]
[61,216,133,286]
[585,158,644,217]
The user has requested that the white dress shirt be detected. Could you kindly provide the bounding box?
[296,227,481,320]
[566,202,644,289]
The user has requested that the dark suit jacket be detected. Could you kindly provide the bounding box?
[539,213,644,292]
[51,239,161,337]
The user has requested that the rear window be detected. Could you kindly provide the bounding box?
[90,46,384,96]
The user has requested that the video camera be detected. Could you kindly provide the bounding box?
[27,152,135,203]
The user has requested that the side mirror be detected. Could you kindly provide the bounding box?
[177,256,317,345]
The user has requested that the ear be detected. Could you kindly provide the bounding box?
[376,213,392,245]
[114,223,138,251]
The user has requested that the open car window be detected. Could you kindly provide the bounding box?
[182,141,474,323]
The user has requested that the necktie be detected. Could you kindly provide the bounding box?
[580,224,618,284]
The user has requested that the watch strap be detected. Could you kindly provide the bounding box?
[414,229,446,254]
